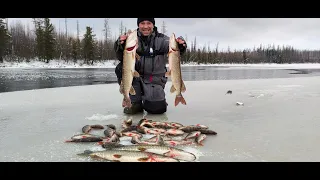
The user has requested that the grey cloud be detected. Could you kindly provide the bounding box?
[7,18,320,50]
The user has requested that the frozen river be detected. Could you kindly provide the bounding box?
[1,74,320,162]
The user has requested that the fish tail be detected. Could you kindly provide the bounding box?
[64,139,73,143]
[77,150,93,156]
[175,94,187,106]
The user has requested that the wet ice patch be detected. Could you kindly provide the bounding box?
[276,85,303,88]
[198,150,264,162]
[248,93,266,98]
[119,140,134,146]
[85,113,118,121]
[141,134,156,140]
[89,146,105,152]
[179,145,204,162]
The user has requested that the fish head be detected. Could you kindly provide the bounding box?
[125,118,133,126]
[106,124,116,130]
[131,136,142,144]
[199,134,207,141]
[169,33,179,51]
[125,29,138,51]
[156,134,165,145]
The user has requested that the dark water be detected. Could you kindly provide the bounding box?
[1,66,320,93]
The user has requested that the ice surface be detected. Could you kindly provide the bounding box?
[1,76,320,162]
[1,59,320,69]
[85,113,119,121]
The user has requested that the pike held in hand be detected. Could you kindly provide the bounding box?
[119,29,140,108]
[165,33,187,106]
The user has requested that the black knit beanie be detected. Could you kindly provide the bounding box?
[137,18,155,26]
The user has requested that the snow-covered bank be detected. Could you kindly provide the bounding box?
[1,59,320,69]
[0,59,120,69]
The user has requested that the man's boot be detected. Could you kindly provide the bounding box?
[123,102,143,114]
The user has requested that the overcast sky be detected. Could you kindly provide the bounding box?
[8,18,320,51]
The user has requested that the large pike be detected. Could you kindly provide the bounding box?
[165,33,187,106]
[78,150,179,162]
[104,144,196,162]
[120,29,140,108]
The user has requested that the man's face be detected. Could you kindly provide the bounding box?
[138,21,154,36]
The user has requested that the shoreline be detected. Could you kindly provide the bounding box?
[1,60,320,69]
[1,75,319,95]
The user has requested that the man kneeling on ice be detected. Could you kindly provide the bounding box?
[114,18,187,115]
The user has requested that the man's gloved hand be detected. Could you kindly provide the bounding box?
[176,36,186,46]
[116,32,129,51]
[119,34,128,45]
[176,36,187,52]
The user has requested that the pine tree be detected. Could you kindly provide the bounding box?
[71,38,78,63]
[43,18,55,63]
[33,18,44,61]
[82,26,96,65]
[0,18,10,63]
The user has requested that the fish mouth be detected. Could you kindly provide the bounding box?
[126,44,136,51]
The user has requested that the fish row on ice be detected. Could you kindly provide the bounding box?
[64,118,218,162]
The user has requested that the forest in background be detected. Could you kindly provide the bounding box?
[1,18,320,65]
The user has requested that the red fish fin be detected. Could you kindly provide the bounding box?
[96,141,103,145]
[175,95,187,106]
[138,147,147,152]
[113,154,122,158]
[64,140,73,143]
[138,157,149,162]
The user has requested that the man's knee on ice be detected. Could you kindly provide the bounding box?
[143,100,167,114]
[141,83,167,114]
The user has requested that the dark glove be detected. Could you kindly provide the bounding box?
[177,36,187,53]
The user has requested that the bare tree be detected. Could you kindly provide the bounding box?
[119,21,124,36]
[103,18,111,59]
[161,21,167,35]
